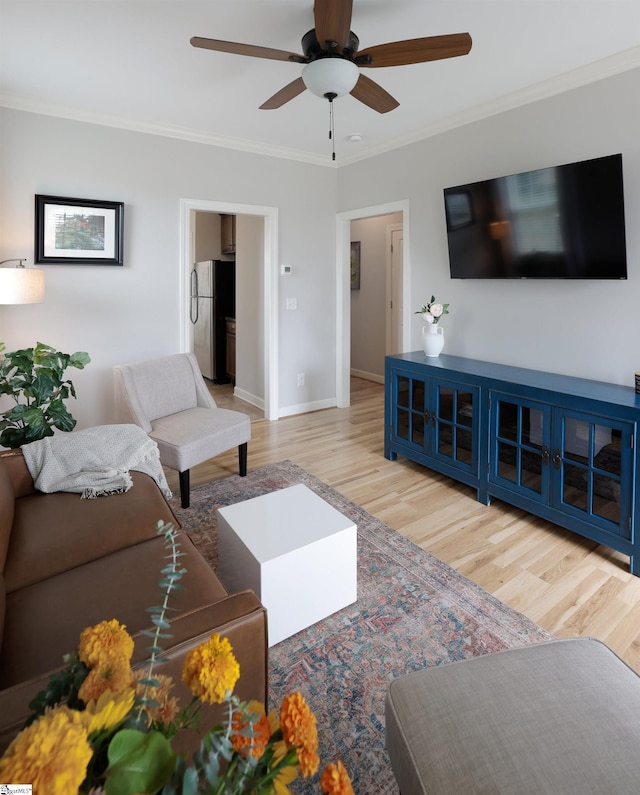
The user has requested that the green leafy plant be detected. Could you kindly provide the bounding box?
[0,341,90,448]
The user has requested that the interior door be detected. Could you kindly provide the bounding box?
[387,227,403,355]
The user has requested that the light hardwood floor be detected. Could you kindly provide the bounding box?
[166,377,640,672]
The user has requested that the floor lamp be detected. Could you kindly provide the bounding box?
[0,259,45,305]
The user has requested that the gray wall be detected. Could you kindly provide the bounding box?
[0,109,338,429]
[338,66,640,388]
[2,63,640,438]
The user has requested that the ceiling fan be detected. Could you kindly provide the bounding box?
[190,0,472,114]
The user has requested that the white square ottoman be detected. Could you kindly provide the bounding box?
[217,484,357,646]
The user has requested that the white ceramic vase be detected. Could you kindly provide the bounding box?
[422,322,445,357]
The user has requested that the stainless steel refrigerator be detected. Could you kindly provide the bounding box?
[190,260,235,382]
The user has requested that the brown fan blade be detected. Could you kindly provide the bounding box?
[190,36,305,63]
[260,77,306,110]
[357,33,472,68]
[314,0,353,53]
[350,74,399,114]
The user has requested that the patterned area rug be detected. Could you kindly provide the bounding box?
[170,461,554,794]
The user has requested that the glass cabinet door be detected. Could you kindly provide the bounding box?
[394,375,427,450]
[432,381,478,474]
[489,393,551,503]
[551,410,633,537]
[392,375,478,474]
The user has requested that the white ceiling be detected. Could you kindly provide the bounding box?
[2,0,640,166]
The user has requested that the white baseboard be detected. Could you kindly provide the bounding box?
[278,397,337,418]
[350,368,384,385]
[233,387,264,410]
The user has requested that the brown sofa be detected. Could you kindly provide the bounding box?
[0,448,268,753]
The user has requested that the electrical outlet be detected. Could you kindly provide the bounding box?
[286,297,297,310]
[297,373,305,386]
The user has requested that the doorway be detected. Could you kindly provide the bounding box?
[336,200,410,408]
[387,224,404,356]
[179,198,279,421]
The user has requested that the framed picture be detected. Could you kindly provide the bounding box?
[350,241,361,290]
[35,195,124,265]
[444,190,474,231]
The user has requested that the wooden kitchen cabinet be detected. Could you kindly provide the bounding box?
[221,214,236,255]
[226,318,236,382]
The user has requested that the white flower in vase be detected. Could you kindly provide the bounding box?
[415,295,450,325]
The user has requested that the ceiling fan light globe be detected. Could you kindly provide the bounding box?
[302,58,359,99]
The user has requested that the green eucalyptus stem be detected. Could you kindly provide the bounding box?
[209,698,238,795]
[136,521,185,726]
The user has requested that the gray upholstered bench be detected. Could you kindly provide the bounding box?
[385,638,640,794]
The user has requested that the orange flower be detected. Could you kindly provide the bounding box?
[279,691,319,777]
[181,633,240,704]
[320,761,355,795]
[78,619,134,669]
[78,658,133,703]
[133,670,180,725]
[230,700,271,759]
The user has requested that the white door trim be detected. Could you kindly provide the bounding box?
[179,198,279,421]
[335,200,410,408]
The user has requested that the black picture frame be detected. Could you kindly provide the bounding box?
[350,241,361,290]
[35,195,124,265]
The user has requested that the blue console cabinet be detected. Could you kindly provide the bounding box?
[385,353,640,575]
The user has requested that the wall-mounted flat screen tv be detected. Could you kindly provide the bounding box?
[444,154,627,279]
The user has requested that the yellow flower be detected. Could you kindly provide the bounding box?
[65,688,136,735]
[133,670,180,725]
[181,633,240,704]
[279,692,319,777]
[79,658,133,703]
[78,619,134,669]
[320,761,355,795]
[270,734,299,795]
[231,700,271,759]
[0,707,92,795]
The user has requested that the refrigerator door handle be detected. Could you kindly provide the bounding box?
[190,268,198,324]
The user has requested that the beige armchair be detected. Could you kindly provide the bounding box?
[113,352,250,508]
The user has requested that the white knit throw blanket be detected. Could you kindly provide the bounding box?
[21,424,172,499]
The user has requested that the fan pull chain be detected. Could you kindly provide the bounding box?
[327,93,337,161]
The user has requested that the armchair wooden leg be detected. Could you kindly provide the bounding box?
[179,470,190,509]
[239,443,248,477]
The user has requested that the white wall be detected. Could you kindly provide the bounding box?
[338,66,640,388]
[0,109,338,431]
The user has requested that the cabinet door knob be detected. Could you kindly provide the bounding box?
[424,409,431,424]
[552,449,562,469]
[541,446,550,466]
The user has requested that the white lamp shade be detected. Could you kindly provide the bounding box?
[302,58,359,99]
[0,268,45,304]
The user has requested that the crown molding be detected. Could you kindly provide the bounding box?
[2,45,640,169]
[0,92,333,168]
[336,45,640,166]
